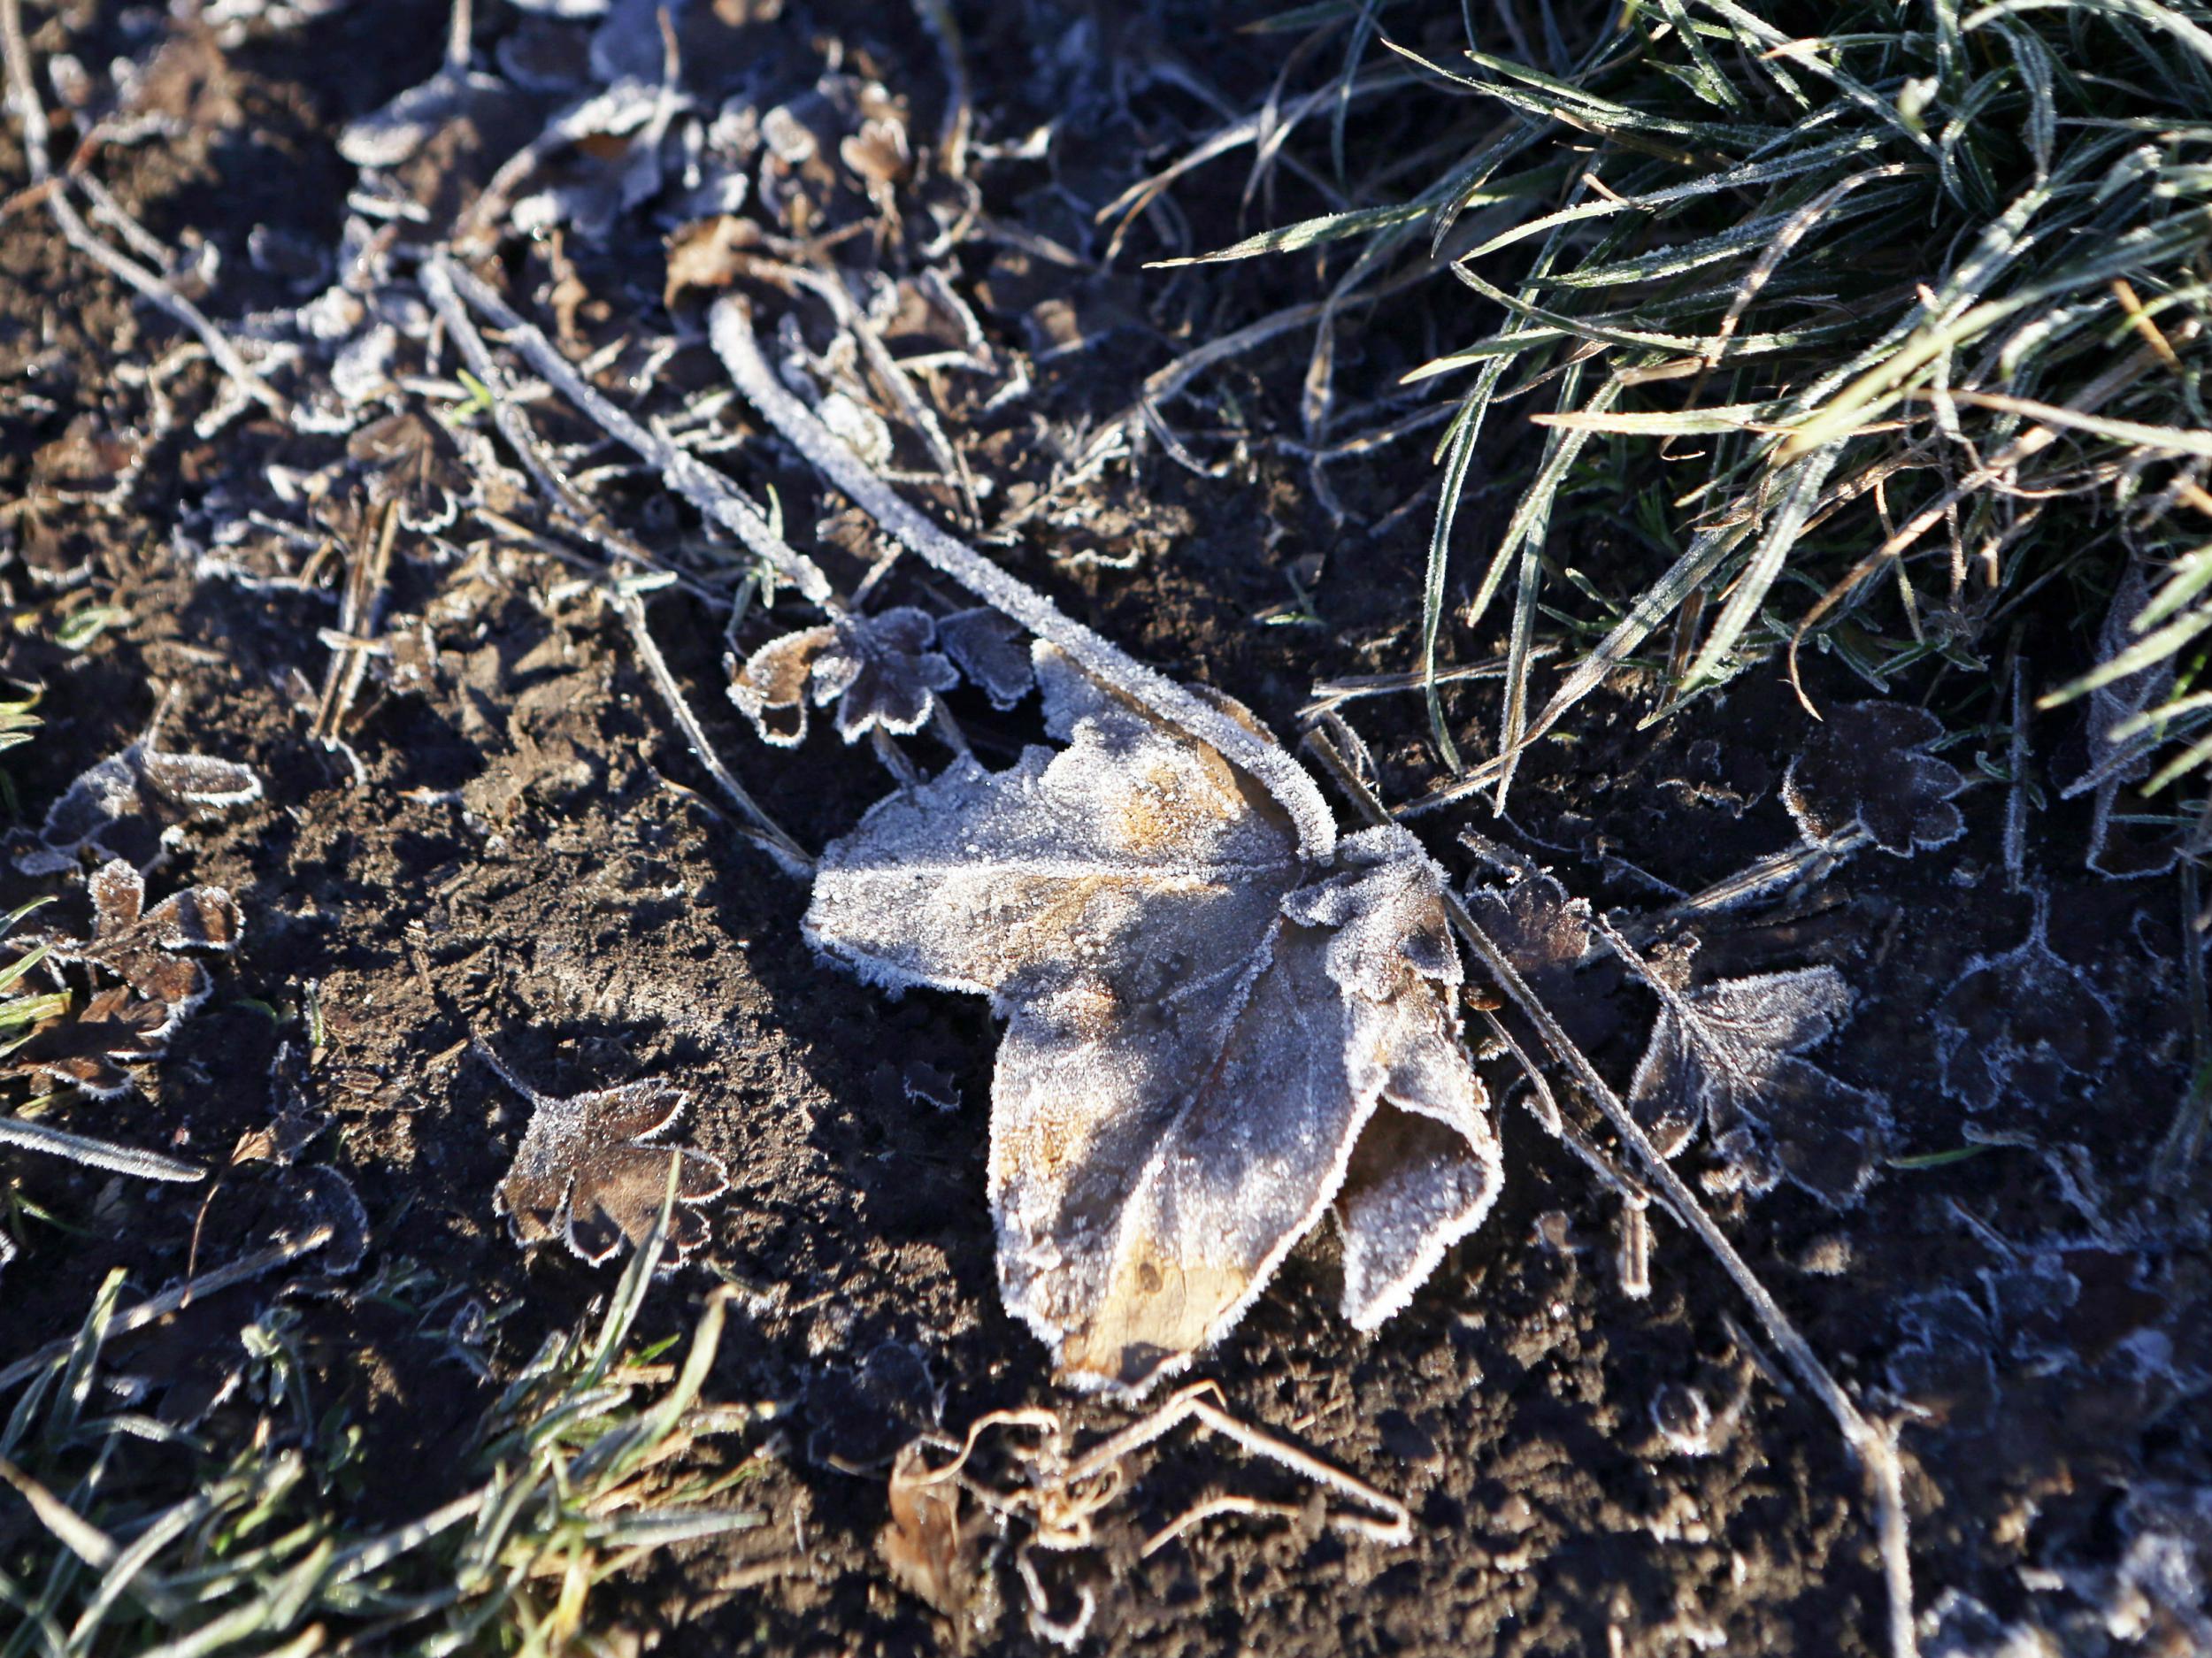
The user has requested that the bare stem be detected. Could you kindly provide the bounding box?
[432,257,839,610]
[1303,727,1916,1658]
[709,295,1340,864]
[611,587,815,876]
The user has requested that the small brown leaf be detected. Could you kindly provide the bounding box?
[44,860,241,1033]
[9,986,170,1099]
[664,214,763,309]
[880,1442,974,1621]
[489,1059,728,1265]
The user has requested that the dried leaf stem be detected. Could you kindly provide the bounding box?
[1302,727,1917,1658]
[432,256,839,610]
[709,295,1340,863]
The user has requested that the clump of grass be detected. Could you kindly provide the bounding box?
[1147,0,2212,841]
[0,1177,771,1657]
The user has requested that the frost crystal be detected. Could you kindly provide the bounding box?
[1628,964,1890,1206]
[1782,700,1966,856]
[806,645,1502,1391]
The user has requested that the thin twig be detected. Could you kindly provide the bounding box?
[1,0,288,418]
[432,257,839,610]
[608,587,814,876]
[710,295,1340,863]
[311,498,397,751]
[1302,727,1916,1658]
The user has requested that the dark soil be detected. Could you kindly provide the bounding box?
[2,4,2205,1656]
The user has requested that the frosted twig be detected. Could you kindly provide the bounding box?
[311,497,396,752]
[1,0,287,418]
[710,296,1340,863]
[2004,658,2030,892]
[432,257,838,610]
[608,587,814,877]
[0,1228,336,1393]
[2155,858,2212,1190]
[1302,727,1916,1658]
[0,1113,206,1183]
[1663,825,1872,918]
[1141,1493,1303,1558]
[1062,1382,1409,1546]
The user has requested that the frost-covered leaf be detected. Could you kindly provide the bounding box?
[1783,700,1966,856]
[936,608,1036,711]
[806,645,1502,1392]
[271,1163,371,1276]
[18,739,262,876]
[43,860,241,1036]
[1933,909,2116,1114]
[511,80,687,243]
[729,607,958,746]
[1466,867,1592,984]
[493,1066,727,1264]
[7,986,168,1099]
[1628,964,1890,1206]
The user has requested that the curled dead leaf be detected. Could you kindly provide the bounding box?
[18,739,262,877]
[42,860,241,1037]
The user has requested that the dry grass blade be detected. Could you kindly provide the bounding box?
[310,499,397,756]
[0,1113,206,1183]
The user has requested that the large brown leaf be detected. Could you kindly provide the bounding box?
[807,647,1501,1392]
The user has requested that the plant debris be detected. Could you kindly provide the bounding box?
[729,607,960,747]
[16,737,263,877]
[480,1042,728,1265]
[42,858,242,1033]
[1628,964,1891,1207]
[1781,702,1967,857]
[1933,905,2117,1116]
[4,986,168,1100]
[808,645,1502,1391]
